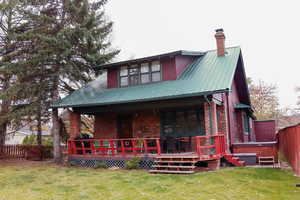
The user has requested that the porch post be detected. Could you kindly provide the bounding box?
[210,102,218,135]
[204,102,218,135]
[69,111,81,139]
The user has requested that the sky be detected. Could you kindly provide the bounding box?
[105,0,300,108]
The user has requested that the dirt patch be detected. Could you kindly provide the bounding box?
[0,159,54,167]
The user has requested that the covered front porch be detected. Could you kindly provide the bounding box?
[66,96,236,171]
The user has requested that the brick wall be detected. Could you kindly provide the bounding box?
[132,111,160,138]
[93,111,160,139]
[69,111,81,139]
[94,113,118,139]
[204,102,215,135]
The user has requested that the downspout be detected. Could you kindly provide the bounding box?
[204,95,213,135]
[225,93,232,152]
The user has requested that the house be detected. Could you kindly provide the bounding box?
[5,125,51,145]
[53,29,277,173]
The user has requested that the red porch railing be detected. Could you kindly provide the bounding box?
[68,138,161,156]
[68,134,226,158]
[195,134,226,159]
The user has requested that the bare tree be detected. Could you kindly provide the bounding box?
[248,78,280,120]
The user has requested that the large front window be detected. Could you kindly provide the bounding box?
[119,61,161,87]
[161,109,205,137]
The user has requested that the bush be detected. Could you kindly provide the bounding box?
[125,157,141,170]
[69,161,77,167]
[94,161,108,169]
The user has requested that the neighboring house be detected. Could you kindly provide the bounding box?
[53,29,277,173]
[5,126,51,145]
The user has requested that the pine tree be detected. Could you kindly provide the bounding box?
[0,0,24,145]
[3,0,119,163]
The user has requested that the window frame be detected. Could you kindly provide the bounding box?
[161,109,205,137]
[242,112,250,135]
[118,61,162,87]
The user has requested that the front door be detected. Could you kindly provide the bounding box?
[118,114,133,139]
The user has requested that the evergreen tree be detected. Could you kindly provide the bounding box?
[2,0,119,163]
[0,0,24,145]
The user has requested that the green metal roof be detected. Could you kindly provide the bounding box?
[95,50,205,69]
[53,46,241,108]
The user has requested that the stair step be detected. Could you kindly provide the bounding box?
[152,165,196,169]
[149,170,195,174]
[155,160,197,164]
[156,155,199,159]
[259,161,275,163]
[259,156,274,159]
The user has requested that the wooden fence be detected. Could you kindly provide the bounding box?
[277,124,300,176]
[0,145,53,160]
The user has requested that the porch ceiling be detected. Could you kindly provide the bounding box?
[73,97,206,114]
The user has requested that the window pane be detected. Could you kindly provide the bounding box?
[141,74,150,84]
[141,63,149,73]
[120,77,128,86]
[120,66,128,76]
[151,61,160,72]
[129,75,139,85]
[129,65,138,75]
[152,72,161,82]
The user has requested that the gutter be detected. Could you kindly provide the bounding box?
[51,89,229,109]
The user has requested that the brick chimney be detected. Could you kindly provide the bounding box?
[215,28,226,56]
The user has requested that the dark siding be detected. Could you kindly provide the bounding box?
[107,68,118,88]
[228,80,240,143]
[254,120,276,142]
[161,57,176,81]
[175,55,196,77]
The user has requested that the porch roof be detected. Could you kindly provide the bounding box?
[52,46,241,108]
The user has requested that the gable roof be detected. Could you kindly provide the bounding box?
[52,46,241,108]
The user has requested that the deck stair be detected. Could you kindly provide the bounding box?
[258,156,275,166]
[223,154,246,167]
[149,154,199,174]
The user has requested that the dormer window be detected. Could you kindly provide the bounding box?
[119,61,161,87]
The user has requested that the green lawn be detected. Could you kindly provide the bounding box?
[0,164,299,200]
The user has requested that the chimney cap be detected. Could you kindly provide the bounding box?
[215,28,224,33]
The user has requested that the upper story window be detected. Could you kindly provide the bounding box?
[119,61,161,87]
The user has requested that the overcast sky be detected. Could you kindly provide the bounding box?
[105,0,300,108]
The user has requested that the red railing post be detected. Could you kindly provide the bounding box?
[156,139,161,155]
[121,140,125,156]
[132,140,137,155]
[144,139,148,155]
[196,136,201,156]
[109,140,115,156]
[81,141,86,155]
[215,135,220,156]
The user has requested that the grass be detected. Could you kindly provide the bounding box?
[0,164,299,200]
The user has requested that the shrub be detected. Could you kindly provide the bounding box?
[94,162,108,169]
[69,161,77,167]
[125,157,141,170]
